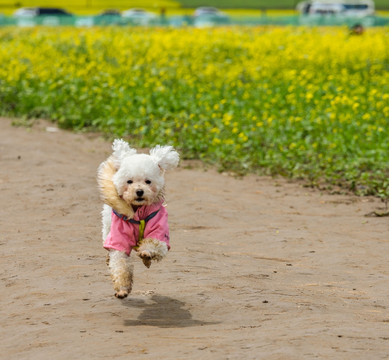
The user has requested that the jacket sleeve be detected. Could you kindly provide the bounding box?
[103,212,136,255]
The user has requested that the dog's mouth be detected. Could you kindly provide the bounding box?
[134,197,145,203]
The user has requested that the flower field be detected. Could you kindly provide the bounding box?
[0,27,388,197]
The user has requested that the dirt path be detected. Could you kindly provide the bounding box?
[1,118,388,360]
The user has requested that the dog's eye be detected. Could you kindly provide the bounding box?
[127,180,133,184]
[145,180,151,185]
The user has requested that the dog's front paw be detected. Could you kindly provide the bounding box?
[137,238,168,268]
[138,250,153,268]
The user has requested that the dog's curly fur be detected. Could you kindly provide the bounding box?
[98,140,179,298]
[98,158,134,218]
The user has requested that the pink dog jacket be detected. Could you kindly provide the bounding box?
[103,202,170,256]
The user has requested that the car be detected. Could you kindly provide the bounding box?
[121,8,157,24]
[13,7,73,17]
[98,9,121,17]
[193,7,229,26]
[194,7,227,17]
[94,9,121,26]
[296,0,375,17]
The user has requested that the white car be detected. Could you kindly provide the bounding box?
[296,0,375,17]
[194,7,227,18]
[193,7,229,27]
[121,8,157,24]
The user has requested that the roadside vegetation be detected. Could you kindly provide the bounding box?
[0,26,388,199]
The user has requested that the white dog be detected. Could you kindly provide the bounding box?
[98,139,179,298]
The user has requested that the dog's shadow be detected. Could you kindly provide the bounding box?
[122,295,218,328]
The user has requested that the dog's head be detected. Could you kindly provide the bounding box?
[111,139,179,207]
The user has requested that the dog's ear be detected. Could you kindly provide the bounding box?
[112,139,137,168]
[150,145,179,171]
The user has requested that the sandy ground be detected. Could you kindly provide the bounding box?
[1,118,389,360]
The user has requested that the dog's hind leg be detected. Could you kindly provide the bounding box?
[108,250,133,298]
[101,204,112,242]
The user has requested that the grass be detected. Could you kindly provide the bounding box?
[0,26,388,200]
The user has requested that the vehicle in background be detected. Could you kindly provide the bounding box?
[296,0,375,17]
[94,9,121,26]
[98,9,121,17]
[193,6,230,27]
[13,7,73,18]
[121,8,157,25]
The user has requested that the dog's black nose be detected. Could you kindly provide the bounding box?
[136,189,144,197]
